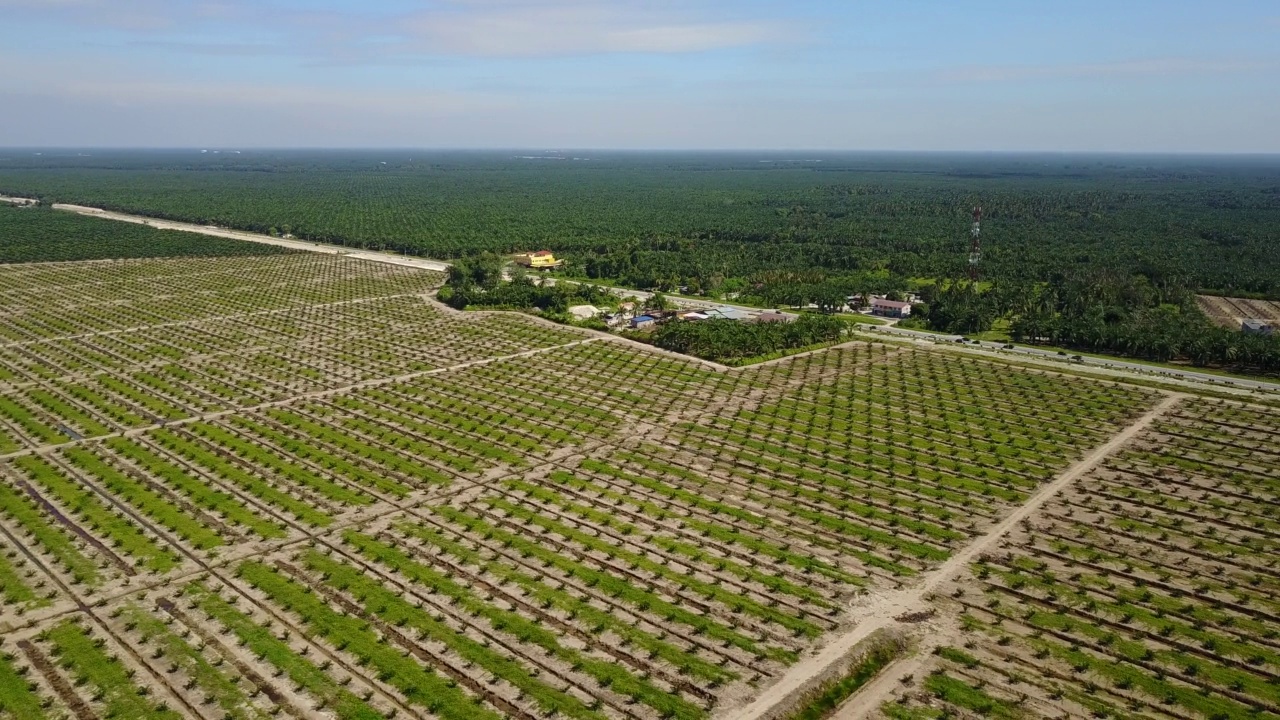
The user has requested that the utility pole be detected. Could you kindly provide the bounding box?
[968,206,982,281]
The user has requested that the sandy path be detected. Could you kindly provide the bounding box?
[49,202,453,272]
[716,393,1184,720]
[831,616,963,720]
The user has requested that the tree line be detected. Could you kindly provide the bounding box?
[2,153,1276,298]
[919,272,1280,372]
[650,315,845,364]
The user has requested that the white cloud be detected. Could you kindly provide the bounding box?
[43,78,508,116]
[396,2,792,57]
[941,57,1271,84]
[1,0,797,59]
[0,0,98,7]
[0,0,182,30]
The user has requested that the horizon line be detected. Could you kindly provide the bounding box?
[3,147,1280,157]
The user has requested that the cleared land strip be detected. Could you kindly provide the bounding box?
[718,392,1185,720]
[50,202,453,272]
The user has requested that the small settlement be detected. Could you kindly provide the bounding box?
[622,305,797,330]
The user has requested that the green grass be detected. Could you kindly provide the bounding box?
[43,619,183,720]
[880,702,944,719]
[396,520,734,684]
[151,429,330,527]
[921,672,1022,719]
[724,338,854,368]
[61,446,224,551]
[337,533,705,719]
[0,397,63,445]
[430,504,778,660]
[230,415,415,497]
[254,411,448,491]
[0,552,42,608]
[563,461,863,585]
[486,494,822,638]
[184,583,384,720]
[0,648,48,719]
[784,638,902,720]
[0,481,99,585]
[510,476,832,606]
[95,377,186,422]
[970,318,1011,342]
[13,455,179,573]
[933,646,979,668]
[26,390,112,438]
[305,544,615,720]
[186,423,372,506]
[803,310,887,326]
[235,561,501,720]
[119,604,270,720]
[103,438,286,539]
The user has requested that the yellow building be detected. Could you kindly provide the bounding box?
[514,250,564,269]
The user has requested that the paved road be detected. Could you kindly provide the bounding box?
[861,323,1280,392]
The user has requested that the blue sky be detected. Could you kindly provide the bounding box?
[1,0,1277,150]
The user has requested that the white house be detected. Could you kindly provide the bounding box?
[871,299,912,318]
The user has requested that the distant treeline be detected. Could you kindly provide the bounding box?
[1,152,1276,297]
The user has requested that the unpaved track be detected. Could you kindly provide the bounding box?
[716,393,1184,720]
[49,202,452,272]
[832,616,963,720]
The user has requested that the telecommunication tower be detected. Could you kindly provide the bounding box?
[968,206,982,281]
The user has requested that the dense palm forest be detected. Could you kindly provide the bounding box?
[1,151,1276,297]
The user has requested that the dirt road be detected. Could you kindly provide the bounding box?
[48,202,452,272]
[717,393,1184,720]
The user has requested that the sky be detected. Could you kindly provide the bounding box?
[1,0,1278,151]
